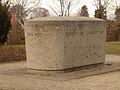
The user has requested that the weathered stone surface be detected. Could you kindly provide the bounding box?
[24,17,106,70]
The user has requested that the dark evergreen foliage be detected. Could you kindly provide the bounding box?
[0,0,11,44]
[94,5,107,20]
[80,5,89,17]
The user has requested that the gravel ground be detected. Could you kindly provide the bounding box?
[0,55,119,90]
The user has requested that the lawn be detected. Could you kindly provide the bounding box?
[106,42,120,55]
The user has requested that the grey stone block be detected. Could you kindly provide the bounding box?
[24,17,106,70]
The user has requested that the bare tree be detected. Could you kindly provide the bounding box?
[94,0,117,19]
[50,0,80,16]
[10,4,27,24]
[30,7,50,19]
[10,0,41,22]
[114,7,120,28]
[114,0,120,20]
[94,0,114,9]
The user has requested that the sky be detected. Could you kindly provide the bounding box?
[7,0,119,19]
[41,0,96,17]
[40,0,118,19]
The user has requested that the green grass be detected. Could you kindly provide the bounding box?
[0,44,25,48]
[106,42,120,55]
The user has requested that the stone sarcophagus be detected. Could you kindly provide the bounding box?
[24,17,106,70]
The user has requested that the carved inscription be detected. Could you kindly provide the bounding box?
[27,31,104,38]
[27,32,49,37]
[27,33,34,37]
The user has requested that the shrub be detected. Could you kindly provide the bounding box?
[0,1,11,45]
[0,45,26,63]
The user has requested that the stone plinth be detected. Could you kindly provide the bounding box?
[24,17,106,70]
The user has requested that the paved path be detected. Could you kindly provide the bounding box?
[0,55,119,90]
